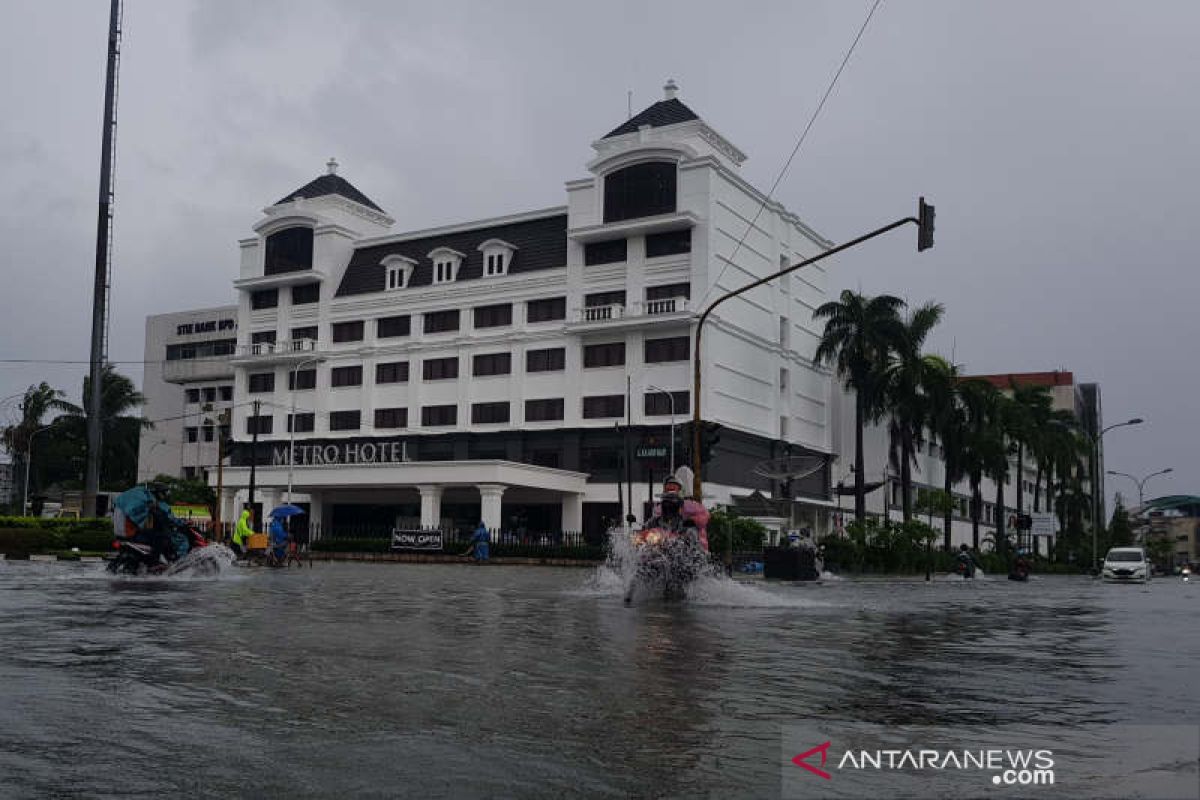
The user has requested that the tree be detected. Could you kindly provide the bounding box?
[1,382,67,510]
[958,379,996,550]
[1107,502,1134,548]
[50,365,151,491]
[1007,381,1052,548]
[707,508,767,553]
[884,301,944,523]
[923,357,991,550]
[152,473,216,518]
[979,389,1015,553]
[813,291,904,523]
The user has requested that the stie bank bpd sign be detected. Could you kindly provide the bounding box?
[271,439,409,467]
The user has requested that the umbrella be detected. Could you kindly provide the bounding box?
[269,504,306,519]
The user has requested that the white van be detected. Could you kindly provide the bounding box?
[1101,547,1152,583]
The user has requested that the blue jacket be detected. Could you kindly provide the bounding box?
[472,526,489,544]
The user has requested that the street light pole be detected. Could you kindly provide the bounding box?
[646,384,676,473]
[22,424,55,516]
[1106,467,1172,543]
[287,356,325,505]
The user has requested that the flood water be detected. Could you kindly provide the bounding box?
[0,559,1196,798]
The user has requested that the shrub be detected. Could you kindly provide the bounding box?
[0,518,115,556]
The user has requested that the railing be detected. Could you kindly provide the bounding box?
[303,523,600,558]
[572,297,691,323]
[236,338,318,358]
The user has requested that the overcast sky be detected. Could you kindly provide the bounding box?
[2,0,1196,511]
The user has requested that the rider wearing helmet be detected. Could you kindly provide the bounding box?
[644,478,696,537]
[955,543,977,579]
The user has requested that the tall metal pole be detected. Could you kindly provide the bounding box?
[248,398,260,525]
[84,0,123,517]
[647,384,676,474]
[624,375,633,524]
[287,356,323,504]
[692,215,921,570]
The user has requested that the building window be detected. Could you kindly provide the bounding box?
[422,404,458,427]
[473,352,511,377]
[332,321,364,343]
[428,248,464,284]
[287,413,315,433]
[182,466,196,480]
[779,316,790,349]
[387,266,404,290]
[264,227,313,274]
[185,426,198,443]
[473,303,513,329]
[330,365,363,387]
[219,385,233,401]
[644,390,689,416]
[246,415,273,435]
[477,239,516,277]
[251,331,277,345]
[644,336,689,363]
[374,407,408,429]
[328,410,361,431]
[471,402,510,424]
[645,229,691,258]
[375,361,410,384]
[780,416,789,438]
[202,424,214,442]
[526,297,566,323]
[377,315,411,339]
[250,289,278,310]
[424,309,460,334]
[582,447,620,472]
[584,239,627,266]
[291,282,320,305]
[645,282,690,301]
[525,398,564,422]
[423,357,459,381]
[585,290,626,308]
[185,388,200,403]
[202,387,217,403]
[248,373,275,393]
[584,342,625,368]
[603,161,677,223]
[166,339,236,361]
[526,347,565,373]
[291,326,318,342]
[583,394,624,419]
[289,369,317,391]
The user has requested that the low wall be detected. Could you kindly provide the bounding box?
[307,551,598,568]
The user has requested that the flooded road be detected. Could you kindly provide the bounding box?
[0,560,1195,798]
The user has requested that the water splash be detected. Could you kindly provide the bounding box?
[581,528,829,608]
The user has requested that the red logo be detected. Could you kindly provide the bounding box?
[792,741,832,780]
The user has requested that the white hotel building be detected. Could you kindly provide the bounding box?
[187,83,839,541]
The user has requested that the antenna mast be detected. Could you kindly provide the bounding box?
[84,0,123,516]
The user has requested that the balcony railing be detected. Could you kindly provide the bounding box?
[572,297,691,324]
[234,338,318,359]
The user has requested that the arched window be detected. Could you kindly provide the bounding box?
[264,227,314,275]
[603,161,677,223]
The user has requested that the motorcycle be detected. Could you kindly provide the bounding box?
[623,526,709,603]
[954,556,976,579]
[107,524,218,577]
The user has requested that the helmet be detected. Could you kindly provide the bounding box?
[959,544,969,552]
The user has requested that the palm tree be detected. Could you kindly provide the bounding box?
[883,302,944,522]
[979,389,1015,553]
[814,291,905,523]
[1006,382,1052,547]
[1,382,66,507]
[924,358,991,550]
[958,380,995,550]
[52,365,151,490]
[1039,409,1077,517]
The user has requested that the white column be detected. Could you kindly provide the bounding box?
[418,484,443,529]
[562,492,583,534]
[477,484,506,539]
[308,492,326,542]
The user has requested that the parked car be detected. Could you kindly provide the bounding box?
[1101,547,1152,584]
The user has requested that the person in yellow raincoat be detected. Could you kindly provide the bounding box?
[232,507,254,558]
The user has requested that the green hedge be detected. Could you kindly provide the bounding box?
[0,523,116,556]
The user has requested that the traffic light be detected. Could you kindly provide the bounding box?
[917,196,935,252]
[700,421,722,464]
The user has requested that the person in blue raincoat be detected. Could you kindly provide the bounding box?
[470,522,490,562]
[269,515,289,563]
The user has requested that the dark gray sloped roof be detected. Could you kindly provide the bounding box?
[603,98,700,139]
[275,173,386,213]
[336,213,568,297]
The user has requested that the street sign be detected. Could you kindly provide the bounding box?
[391,529,443,551]
[1030,512,1056,536]
[635,445,668,459]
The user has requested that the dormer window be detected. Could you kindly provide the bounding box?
[477,238,517,278]
[381,255,417,292]
[427,247,464,285]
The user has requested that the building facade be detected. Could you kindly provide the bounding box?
[209,83,838,540]
[137,307,238,482]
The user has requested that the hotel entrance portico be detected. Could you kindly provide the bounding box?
[220,459,589,540]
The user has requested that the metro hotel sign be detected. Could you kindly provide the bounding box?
[269,439,409,467]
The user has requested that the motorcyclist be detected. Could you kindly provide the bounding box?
[955,543,977,578]
[643,479,698,540]
[1012,550,1031,579]
[129,483,179,564]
